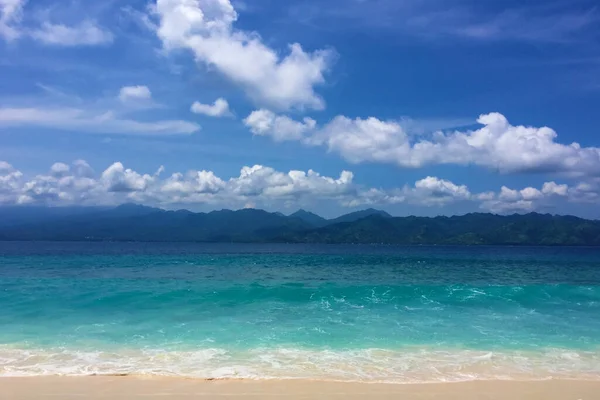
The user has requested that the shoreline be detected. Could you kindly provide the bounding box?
[3,376,600,399]
[4,345,599,382]
[5,373,600,384]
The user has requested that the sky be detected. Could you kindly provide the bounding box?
[1,0,600,218]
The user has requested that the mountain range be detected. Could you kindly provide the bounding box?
[0,204,599,245]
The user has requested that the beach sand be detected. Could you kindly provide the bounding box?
[2,377,600,400]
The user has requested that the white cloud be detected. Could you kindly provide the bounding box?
[0,161,23,204]
[1,2,112,46]
[567,182,600,203]
[0,160,358,207]
[49,162,70,178]
[498,186,520,202]
[346,176,472,208]
[542,181,569,196]
[30,20,113,46]
[244,109,316,141]
[0,106,200,135]
[152,0,333,110]
[520,187,543,201]
[247,111,600,177]
[482,199,535,214]
[15,161,100,205]
[480,181,571,213]
[101,162,159,193]
[476,191,495,201]
[2,160,597,215]
[0,160,15,172]
[71,159,95,178]
[413,176,471,205]
[229,165,353,199]
[119,85,153,103]
[161,170,225,196]
[190,98,232,117]
[343,188,405,208]
[0,0,24,41]
[310,116,409,164]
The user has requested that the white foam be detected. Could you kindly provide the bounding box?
[1,346,599,383]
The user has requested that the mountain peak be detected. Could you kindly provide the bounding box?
[290,209,327,227]
[291,209,318,217]
[330,208,392,224]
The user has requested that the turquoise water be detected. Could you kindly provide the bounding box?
[1,242,600,382]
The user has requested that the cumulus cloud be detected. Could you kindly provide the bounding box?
[101,162,161,193]
[480,181,570,213]
[49,162,71,178]
[244,109,316,141]
[247,110,600,177]
[229,165,353,199]
[567,182,600,204]
[346,176,473,208]
[0,0,24,41]
[151,0,333,110]
[190,98,232,117]
[0,160,358,207]
[161,170,225,196]
[2,160,596,215]
[0,106,200,135]
[15,160,99,205]
[30,20,113,46]
[542,181,569,196]
[119,85,152,103]
[0,161,23,204]
[413,176,471,205]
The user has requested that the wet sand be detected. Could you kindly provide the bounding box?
[2,377,600,400]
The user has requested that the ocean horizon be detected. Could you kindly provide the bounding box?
[1,242,600,383]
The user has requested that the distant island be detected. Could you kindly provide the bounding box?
[0,204,599,245]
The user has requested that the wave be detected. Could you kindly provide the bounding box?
[2,346,600,383]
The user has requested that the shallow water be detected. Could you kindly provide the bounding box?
[1,242,599,382]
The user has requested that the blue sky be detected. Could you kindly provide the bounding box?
[1,0,600,218]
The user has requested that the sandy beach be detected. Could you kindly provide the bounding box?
[2,377,600,400]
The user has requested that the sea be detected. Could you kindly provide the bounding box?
[1,242,600,383]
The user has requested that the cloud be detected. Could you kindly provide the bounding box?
[0,106,200,135]
[448,7,597,43]
[30,20,113,46]
[190,98,232,117]
[0,1,113,46]
[0,160,23,204]
[413,176,471,205]
[151,0,333,110]
[101,162,160,193]
[15,160,99,205]
[161,170,225,196]
[346,176,472,208]
[230,165,353,199]
[567,182,600,204]
[0,0,24,41]
[49,162,71,178]
[3,160,595,215]
[119,85,153,102]
[247,110,600,177]
[244,109,316,141]
[288,0,597,44]
[542,181,569,196]
[479,181,570,213]
[0,160,358,207]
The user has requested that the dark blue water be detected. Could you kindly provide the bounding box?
[1,243,599,382]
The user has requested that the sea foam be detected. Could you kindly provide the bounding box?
[2,346,600,383]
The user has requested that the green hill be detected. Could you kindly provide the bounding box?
[0,206,599,245]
